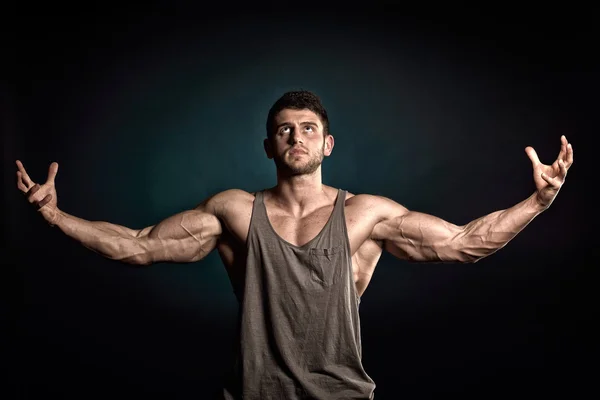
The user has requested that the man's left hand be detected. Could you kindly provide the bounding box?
[525,135,574,209]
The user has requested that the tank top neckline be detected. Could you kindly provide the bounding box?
[258,188,344,250]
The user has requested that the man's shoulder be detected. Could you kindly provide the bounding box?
[212,188,257,201]
[344,191,383,206]
[344,191,409,221]
[196,188,257,216]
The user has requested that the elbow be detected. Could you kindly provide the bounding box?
[128,253,154,266]
[114,238,154,266]
[109,253,151,266]
[456,246,497,264]
[450,250,481,264]
[450,232,496,264]
[450,241,488,264]
[462,254,484,264]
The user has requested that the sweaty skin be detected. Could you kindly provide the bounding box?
[16,109,573,297]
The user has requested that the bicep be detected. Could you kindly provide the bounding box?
[371,200,465,262]
[136,207,222,265]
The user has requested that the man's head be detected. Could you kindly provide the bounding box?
[264,90,334,176]
[266,90,330,139]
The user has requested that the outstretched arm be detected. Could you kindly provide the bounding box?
[371,135,574,263]
[16,160,222,266]
[372,193,546,263]
[53,206,222,265]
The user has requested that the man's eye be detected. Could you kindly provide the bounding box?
[280,127,290,134]
[305,126,313,132]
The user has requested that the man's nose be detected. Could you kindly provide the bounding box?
[288,129,303,144]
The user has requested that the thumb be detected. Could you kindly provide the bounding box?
[46,162,59,184]
[525,146,541,168]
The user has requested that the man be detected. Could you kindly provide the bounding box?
[16,90,574,399]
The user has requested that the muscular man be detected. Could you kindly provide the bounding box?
[16,90,574,399]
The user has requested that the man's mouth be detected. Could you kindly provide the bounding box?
[288,148,307,155]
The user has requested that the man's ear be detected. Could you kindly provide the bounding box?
[324,134,335,156]
[264,138,274,159]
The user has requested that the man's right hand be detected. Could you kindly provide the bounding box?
[16,160,61,226]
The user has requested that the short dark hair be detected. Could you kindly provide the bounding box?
[266,90,330,138]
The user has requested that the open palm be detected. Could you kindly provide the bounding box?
[525,135,574,208]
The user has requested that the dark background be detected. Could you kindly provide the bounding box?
[4,7,595,399]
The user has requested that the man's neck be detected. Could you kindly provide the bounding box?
[270,170,330,216]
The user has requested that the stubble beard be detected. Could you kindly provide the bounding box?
[275,144,325,176]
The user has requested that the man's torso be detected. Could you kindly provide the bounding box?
[209,186,384,297]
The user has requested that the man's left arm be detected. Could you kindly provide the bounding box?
[371,135,574,263]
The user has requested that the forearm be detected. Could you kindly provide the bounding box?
[458,192,547,262]
[53,209,145,264]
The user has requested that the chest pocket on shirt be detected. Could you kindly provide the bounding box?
[309,245,343,288]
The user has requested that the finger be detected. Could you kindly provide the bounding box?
[15,160,34,187]
[46,162,59,184]
[540,172,560,188]
[17,171,29,192]
[558,159,568,180]
[566,142,574,166]
[525,146,541,167]
[26,184,41,203]
[557,135,567,161]
[37,194,53,209]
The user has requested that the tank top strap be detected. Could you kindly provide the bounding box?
[248,190,268,236]
[326,188,347,235]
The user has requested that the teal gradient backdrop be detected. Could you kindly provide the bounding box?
[6,11,592,400]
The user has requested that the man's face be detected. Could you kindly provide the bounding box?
[265,108,334,175]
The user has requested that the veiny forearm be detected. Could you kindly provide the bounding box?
[53,209,146,264]
[384,191,547,263]
[53,207,220,265]
[457,192,547,262]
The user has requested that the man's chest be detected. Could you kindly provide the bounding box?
[217,201,383,297]
[222,200,380,256]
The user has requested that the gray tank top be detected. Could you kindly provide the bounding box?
[223,189,376,399]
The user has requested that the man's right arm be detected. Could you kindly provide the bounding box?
[16,159,223,266]
[53,203,222,266]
